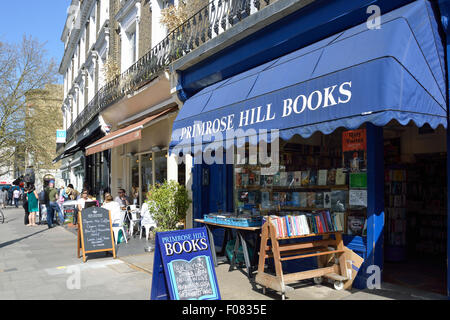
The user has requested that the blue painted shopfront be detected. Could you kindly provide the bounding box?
[171,0,450,293]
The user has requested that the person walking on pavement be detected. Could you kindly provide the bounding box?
[45,181,65,228]
[13,187,20,208]
[23,186,29,225]
[26,184,39,227]
[0,187,7,209]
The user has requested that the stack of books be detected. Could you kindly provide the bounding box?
[267,211,339,238]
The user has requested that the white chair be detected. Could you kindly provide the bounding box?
[112,211,127,245]
[140,205,156,240]
[129,210,141,237]
[140,220,156,240]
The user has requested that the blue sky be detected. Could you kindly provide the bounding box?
[0,0,72,81]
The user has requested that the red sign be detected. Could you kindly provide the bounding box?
[342,129,367,152]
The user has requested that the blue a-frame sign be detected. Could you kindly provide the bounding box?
[150,227,221,300]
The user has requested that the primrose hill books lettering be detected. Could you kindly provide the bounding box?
[178,81,352,140]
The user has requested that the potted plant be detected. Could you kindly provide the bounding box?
[145,180,191,232]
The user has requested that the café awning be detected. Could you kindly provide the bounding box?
[170,0,446,151]
[85,107,178,156]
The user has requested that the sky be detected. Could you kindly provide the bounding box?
[0,0,72,82]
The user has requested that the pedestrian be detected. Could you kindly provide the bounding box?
[38,188,46,225]
[23,186,29,225]
[115,189,130,207]
[27,185,39,227]
[0,187,7,209]
[101,193,121,224]
[65,184,79,200]
[45,180,64,228]
[13,187,20,208]
[77,189,95,213]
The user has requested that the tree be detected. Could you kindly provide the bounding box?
[0,35,58,177]
[160,0,209,32]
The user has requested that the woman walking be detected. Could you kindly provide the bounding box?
[27,185,39,226]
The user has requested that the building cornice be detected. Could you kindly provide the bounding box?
[59,0,96,75]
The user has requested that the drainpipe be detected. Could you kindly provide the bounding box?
[437,0,450,298]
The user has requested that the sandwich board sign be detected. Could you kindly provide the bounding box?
[77,207,116,262]
[150,227,221,300]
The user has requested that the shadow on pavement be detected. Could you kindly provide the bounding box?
[0,228,50,249]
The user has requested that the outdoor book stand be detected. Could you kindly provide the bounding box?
[255,220,349,300]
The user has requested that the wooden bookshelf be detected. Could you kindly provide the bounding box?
[255,220,350,299]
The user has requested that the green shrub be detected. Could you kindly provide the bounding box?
[145,180,191,232]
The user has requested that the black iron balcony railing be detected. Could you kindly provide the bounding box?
[66,0,276,141]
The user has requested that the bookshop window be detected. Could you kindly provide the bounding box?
[234,126,368,236]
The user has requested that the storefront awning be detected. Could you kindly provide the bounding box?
[85,107,178,156]
[170,0,447,151]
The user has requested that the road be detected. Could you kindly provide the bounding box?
[0,207,151,300]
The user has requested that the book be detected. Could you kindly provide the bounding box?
[265,175,273,186]
[273,172,280,186]
[300,192,308,207]
[287,172,295,187]
[241,173,249,186]
[315,192,324,208]
[331,190,348,212]
[335,168,346,185]
[292,192,300,207]
[285,192,293,206]
[347,214,366,236]
[236,173,242,187]
[272,192,280,207]
[306,192,316,208]
[309,169,317,186]
[318,169,328,186]
[248,192,256,205]
[294,171,302,187]
[301,170,310,186]
[323,191,331,208]
[261,192,271,209]
[279,192,287,207]
[327,169,336,185]
[280,172,287,187]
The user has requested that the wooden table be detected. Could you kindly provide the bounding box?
[195,219,262,279]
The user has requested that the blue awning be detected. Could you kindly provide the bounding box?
[170,0,447,151]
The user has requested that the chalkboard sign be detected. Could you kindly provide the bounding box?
[151,227,220,300]
[77,207,116,262]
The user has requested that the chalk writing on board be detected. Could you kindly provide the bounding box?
[168,255,216,300]
[81,207,113,252]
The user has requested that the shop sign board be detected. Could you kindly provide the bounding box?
[342,129,367,152]
[151,227,220,300]
[77,207,116,262]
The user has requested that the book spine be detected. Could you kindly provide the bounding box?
[325,211,334,231]
[319,213,327,233]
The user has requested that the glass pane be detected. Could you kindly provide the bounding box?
[131,155,139,203]
[141,154,153,201]
[155,151,167,185]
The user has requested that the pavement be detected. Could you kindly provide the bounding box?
[0,206,448,300]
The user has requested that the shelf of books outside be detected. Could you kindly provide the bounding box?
[255,219,354,299]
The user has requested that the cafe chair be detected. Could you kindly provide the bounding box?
[112,211,128,245]
[140,220,156,241]
[128,207,141,237]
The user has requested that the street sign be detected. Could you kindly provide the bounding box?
[56,130,66,143]
[150,227,221,300]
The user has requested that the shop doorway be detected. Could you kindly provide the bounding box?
[383,121,447,295]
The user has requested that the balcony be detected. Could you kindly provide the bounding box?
[66,0,279,142]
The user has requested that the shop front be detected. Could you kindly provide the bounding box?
[85,107,178,205]
[169,1,448,293]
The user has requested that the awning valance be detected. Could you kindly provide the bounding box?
[85,107,178,156]
[170,0,446,151]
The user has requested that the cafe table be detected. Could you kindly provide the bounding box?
[194,219,262,279]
